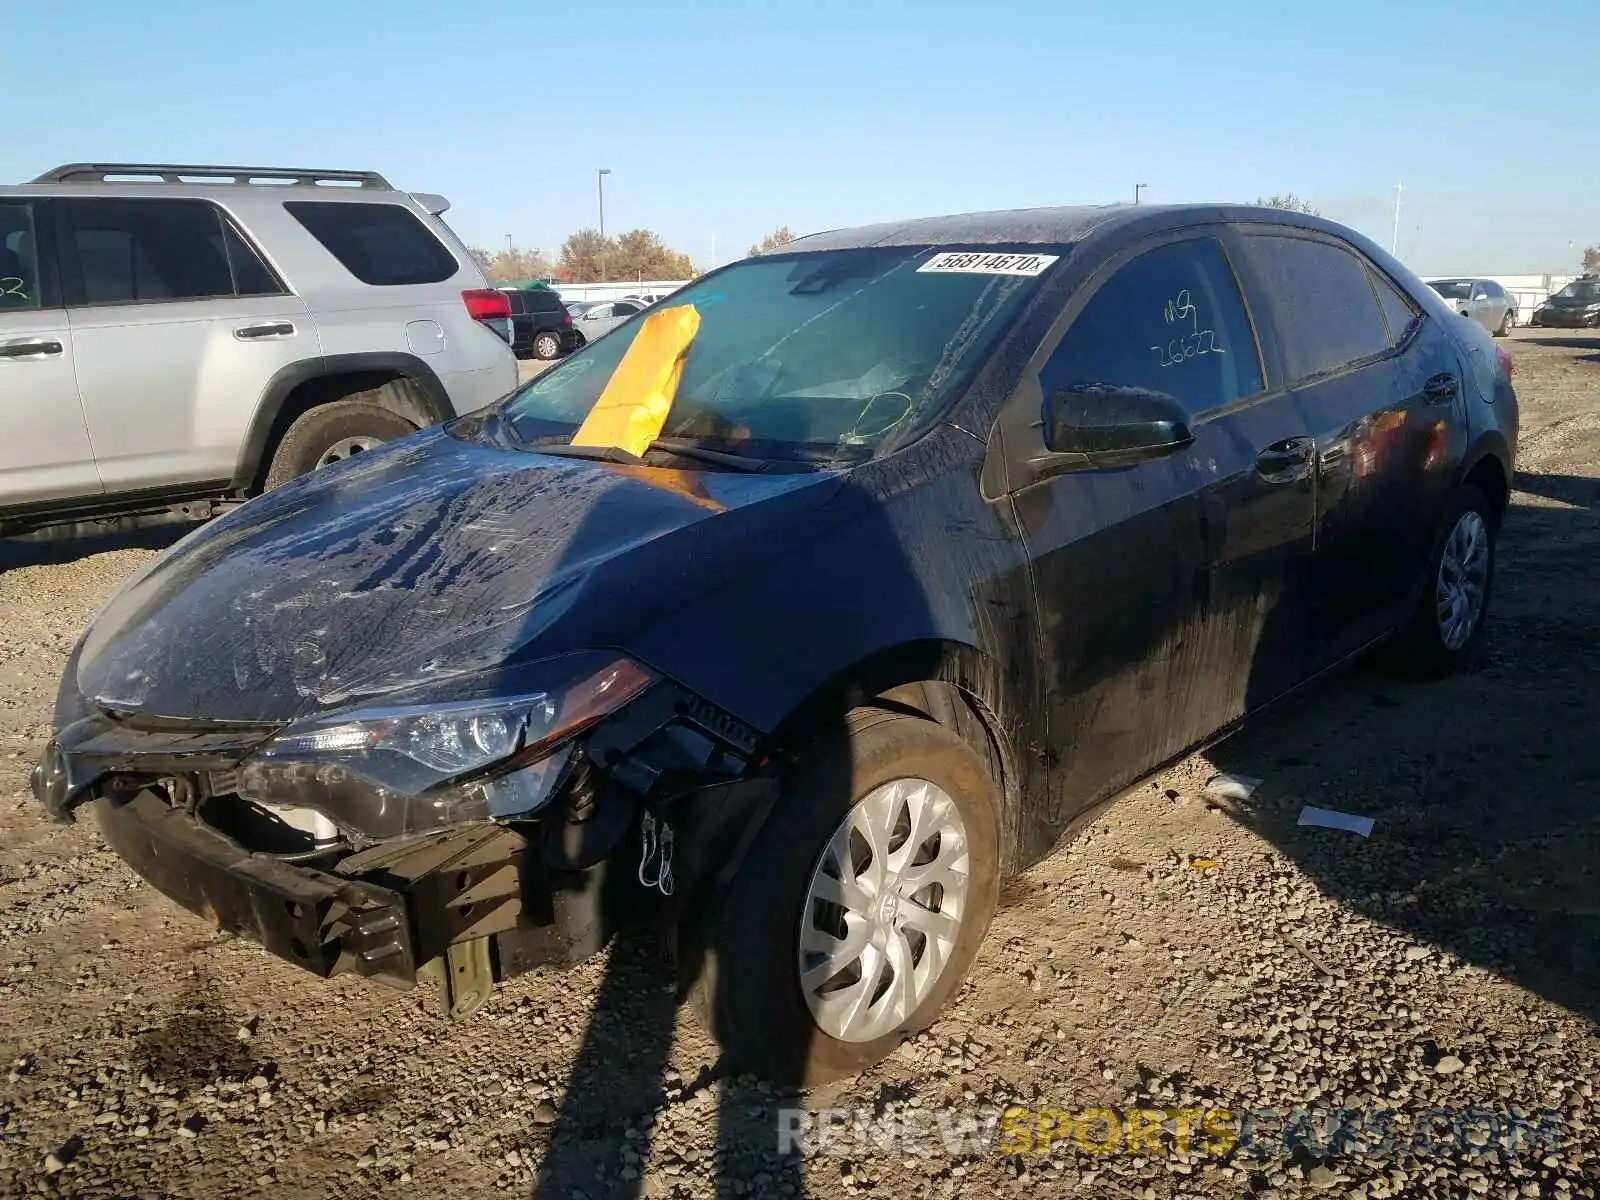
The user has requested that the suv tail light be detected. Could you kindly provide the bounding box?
[462,289,513,345]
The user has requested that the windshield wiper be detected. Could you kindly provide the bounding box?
[646,438,776,473]
[531,443,642,465]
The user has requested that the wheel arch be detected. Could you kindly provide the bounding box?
[1460,434,1512,526]
[232,353,454,492]
[767,638,1030,873]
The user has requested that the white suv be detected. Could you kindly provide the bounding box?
[0,163,518,540]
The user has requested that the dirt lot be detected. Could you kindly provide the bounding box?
[2,333,1597,1200]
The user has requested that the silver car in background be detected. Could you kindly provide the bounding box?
[1426,278,1517,337]
[572,297,649,341]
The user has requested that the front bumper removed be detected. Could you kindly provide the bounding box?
[94,788,420,985]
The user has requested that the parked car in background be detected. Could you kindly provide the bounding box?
[1529,276,1600,328]
[0,162,517,541]
[572,297,647,340]
[36,201,1516,1086]
[623,292,670,306]
[564,300,598,319]
[503,287,580,360]
[1426,278,1517,336]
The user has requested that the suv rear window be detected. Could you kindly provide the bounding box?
[522,289,565,313]
[285,201,458,286]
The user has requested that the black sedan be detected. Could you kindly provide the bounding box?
[34,203,1518,1084]
[1530,276,1600,328]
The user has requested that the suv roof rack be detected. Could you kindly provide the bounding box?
[32,163,394,189]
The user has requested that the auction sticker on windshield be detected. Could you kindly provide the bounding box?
[917,251,1059,276]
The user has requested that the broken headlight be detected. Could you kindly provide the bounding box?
[237,656,654,840]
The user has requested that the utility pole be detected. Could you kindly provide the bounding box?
[1134,183,1149,205]
[1392,181,1403,256]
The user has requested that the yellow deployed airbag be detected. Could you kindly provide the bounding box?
[569,304,701,458]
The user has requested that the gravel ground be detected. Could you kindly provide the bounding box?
[1,331,1596,1199]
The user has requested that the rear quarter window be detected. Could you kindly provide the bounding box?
[285,201,459,287]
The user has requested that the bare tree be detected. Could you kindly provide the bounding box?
[466,245,496,276]
[1257,193,1321,216]
[558,228,694,283]
[749,226,796,255]
[1583,245,1600,274]
[495,248,552,282]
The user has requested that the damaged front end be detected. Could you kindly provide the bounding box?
[32,656,779,1018]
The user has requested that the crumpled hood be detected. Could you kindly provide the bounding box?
[75,427,842,723]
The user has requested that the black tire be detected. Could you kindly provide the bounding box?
[263,400,416,490]
[1395,484,1497,676]
[685,708,1001,1086]
[1494,309,1513,337]
[532,331,562,360]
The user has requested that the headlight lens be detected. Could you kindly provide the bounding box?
[237,656,654,840]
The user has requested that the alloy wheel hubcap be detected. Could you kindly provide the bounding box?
[316,437,382,469]
[1436,510,1490,650]
[798,777,970,1044]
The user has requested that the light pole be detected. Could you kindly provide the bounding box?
[1134,183,1149,205]
[597,168,612,282]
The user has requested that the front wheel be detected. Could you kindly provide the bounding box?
[686,709,1001,1085]
[1495,309,1514,337]
[1395,484,1497,675]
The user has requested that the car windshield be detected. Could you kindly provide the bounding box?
[1428,280,1472,300]
[1553,279,1600,302]
[499,245,1060,462]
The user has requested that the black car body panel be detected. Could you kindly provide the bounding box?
[38,202,1519,986]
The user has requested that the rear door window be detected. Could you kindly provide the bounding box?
[64,198,237,304]
[0,201,43,311]
[1040,236,1264,419]
[285,201,459,286]
[1243,234,1391,382]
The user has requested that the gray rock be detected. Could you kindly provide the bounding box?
[1435,1055,1466,1075]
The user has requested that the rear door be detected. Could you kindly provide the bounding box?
[61,196,312,493]
[0,198,102,506]
[1006,230,1317,811]
[1236,230,1464,666]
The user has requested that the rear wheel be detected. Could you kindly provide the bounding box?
[1395,484,1496,675]
[264,400,416,490]
[1495,308,1513,337]
[686,709,1001,1085]
[532,331,562,360]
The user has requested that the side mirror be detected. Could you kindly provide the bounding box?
[1043,384,1194,467]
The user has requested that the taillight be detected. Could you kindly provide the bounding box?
[462,289,513,345]
[462,289,512,322]
[1496,346,1514,379]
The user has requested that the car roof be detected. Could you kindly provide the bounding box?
[784,202,1348,254]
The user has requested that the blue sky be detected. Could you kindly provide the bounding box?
[8,0,1595,276]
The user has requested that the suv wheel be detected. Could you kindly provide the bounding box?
[1396,484,1497,675]
[533,332,562,360]
[685,708,1001,1085]
[264,400,417,490]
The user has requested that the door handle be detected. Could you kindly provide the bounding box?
[234,321,296,340]
[1423,373,1458,404]
[1255,437,1314,482]
[0,338,64,359]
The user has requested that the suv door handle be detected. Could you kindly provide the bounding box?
[0,338,64,359]
[1423,373,1458,404]
[1255,437,1314,482]
[234,321,296,340]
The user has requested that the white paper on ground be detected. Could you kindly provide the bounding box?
[1203,772,1263,801]
[1297,806,1376,838]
